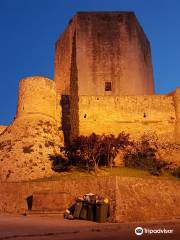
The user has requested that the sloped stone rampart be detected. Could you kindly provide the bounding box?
[0,126,7,134]
[0,76,64,182]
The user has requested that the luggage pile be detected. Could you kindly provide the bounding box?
[64,193,110,223]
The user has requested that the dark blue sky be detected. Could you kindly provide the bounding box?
[0,0,180,125]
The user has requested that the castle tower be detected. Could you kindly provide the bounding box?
[0,76,64,182]
[55,12,155,96]
[16,76,60,122]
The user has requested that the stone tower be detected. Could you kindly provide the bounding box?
[0,76,64,182]
[54,12,155,96]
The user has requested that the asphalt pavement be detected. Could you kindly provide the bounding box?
[0,215,180,240]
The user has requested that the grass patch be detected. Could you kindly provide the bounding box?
[102,167,151,177]
[27,167,178,183]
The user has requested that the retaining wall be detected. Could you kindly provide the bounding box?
[0,176,179,222]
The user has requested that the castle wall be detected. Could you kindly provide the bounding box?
[0,76,64,182]
[55,12,155,96]
[76,12,154,96]
[173,88,180,143]
[54,18,76,94]
[78,94,176,140]
[16,76,60,123]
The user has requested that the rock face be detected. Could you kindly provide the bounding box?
[0,77,64,182]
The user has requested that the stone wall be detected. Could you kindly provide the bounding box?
[54,17,76,94]
[76,12,154,96]
[55,18,79,143]
[16,76,60,123]
[54,11,179,144]
[173,88,180,143]
[55,12,154,96]
[0,176,179,222]
[0,76,64,182]
[115,176,180,222]
[78,94,176,140]
[0,177,116,222]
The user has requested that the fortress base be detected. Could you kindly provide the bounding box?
[0,176,179,222]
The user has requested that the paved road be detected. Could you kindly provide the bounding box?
[0,215,180,240]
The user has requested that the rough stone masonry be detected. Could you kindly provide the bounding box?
[0,11,180,181]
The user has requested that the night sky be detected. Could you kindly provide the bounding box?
[0,0,180,125]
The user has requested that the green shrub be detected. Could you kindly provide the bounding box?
[51,132,171,175]
[49,154,71,172]
[66,132,130,172]
[123,135,169,175]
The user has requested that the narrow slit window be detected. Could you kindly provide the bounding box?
[105,82,112,91]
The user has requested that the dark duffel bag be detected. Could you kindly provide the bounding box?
[73,201,83,219]
[79,201,88,220]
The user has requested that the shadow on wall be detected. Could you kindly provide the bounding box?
[61,30,79,146]
[61,95,71,146]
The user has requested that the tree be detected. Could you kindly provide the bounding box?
[67,132,130,172]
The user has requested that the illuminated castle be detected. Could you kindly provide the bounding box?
[0,12,179,181]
